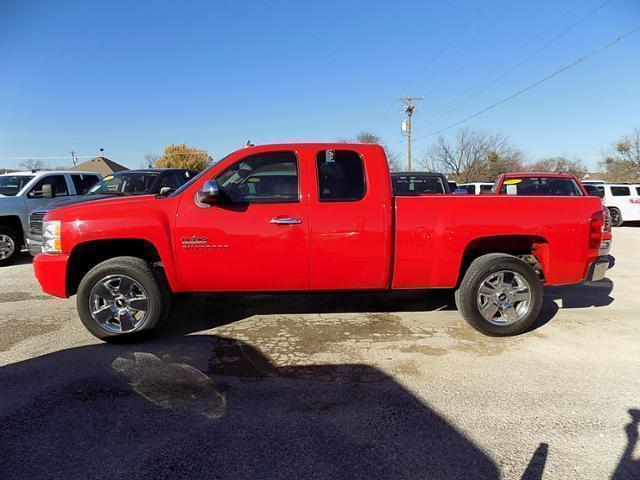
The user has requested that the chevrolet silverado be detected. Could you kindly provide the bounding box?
[33,143,612,341]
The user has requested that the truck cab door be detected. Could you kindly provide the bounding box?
[174,149,309,292]
[24,174,70,210]
[307,146,391,290]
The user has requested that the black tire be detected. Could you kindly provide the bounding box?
[608,208,623,227]
[77,256,170,342]
[456,253,543,336]
[0,227,21,267]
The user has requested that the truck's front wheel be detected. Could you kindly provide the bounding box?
[456,253,543,336]
[0,227,20,267]
[77,256,169,342]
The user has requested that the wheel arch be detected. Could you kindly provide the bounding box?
[66,238,177,296]
[456,234,549,287]
[0,215,24,240]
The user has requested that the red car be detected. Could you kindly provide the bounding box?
[33,143,611,341]
[494,172,588,196]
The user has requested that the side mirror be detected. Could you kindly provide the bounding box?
[197,180,221,205]
[42,183,53,199]
[159,186,173,196]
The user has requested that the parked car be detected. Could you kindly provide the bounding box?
[583,183,605,198]
[0,170,101,266]
[25,169,197,255]
[391,172,451,195]
[599,183,640,227]
[457,182,494,195]
[33,143,611,341]
[495,173,587,196]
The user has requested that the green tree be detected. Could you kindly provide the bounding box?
[155,144,212,171]
[601,128,640,182]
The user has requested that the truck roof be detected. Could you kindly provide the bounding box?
[0,170,100,176]
[502,172,577,179]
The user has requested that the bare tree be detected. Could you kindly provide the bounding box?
[419,128,523,182]
[528,156,587,177]
[19,159,47,171]
[601,127,640,182]
[339,131,401,172]
[142,153,159,169]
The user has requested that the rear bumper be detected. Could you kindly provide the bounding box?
[586,256,610,282]
[33,253,70,298]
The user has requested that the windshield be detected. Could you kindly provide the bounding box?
[87,172,160,195]
[0,175,34,197]
[168,155,228,198]
[392,175,446,195]
[500,177,583,196]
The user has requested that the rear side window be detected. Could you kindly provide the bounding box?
[316,150,366,202]
[479,184,494,194]
[392,175,445,195]
[611,186,630,196]
[636,187,640,196]
[27,175,69,198]
[216,151,298,203]
[71,174,100,195]
[500,177,582,196]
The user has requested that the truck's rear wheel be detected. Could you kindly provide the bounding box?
[0,227,20,267]
[456,253,542,336]
[608,208,623,227]
[77,256,169,342]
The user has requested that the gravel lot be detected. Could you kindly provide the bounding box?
[1,227,639,479]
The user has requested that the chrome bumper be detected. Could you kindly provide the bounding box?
[587,256,610,282]
[24,234,43,257]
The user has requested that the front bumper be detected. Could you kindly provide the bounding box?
[33,253,70,298]
[586,256,610,282]
[24,232,43,256]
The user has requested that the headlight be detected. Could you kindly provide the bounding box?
[42,220,62,254]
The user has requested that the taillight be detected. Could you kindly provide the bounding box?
[589,211,605,250]
[603,209,612,233]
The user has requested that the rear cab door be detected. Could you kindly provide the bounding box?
[306,144,392,290]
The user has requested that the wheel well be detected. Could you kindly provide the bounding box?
[0,216,24,240]
[66,239,163,296]
[458,235,548,286]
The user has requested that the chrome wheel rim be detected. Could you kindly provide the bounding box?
[476,270,531,325]
[89,275,149,333]
[0,234,15,260]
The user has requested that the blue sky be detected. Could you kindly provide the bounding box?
[1,0,639,170]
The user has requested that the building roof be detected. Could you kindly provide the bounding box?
[72,156,128,176]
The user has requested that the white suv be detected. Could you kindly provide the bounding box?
[0,170,101,265]
[599,183,640,227]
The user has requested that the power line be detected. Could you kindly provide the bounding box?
[412,25,640,143]
[430,0,614,125]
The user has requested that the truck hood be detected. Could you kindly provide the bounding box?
[38,193,118,212]
[43,194,161,221]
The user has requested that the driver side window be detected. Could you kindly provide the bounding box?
[27,175,69,198]
[215,151,299,203]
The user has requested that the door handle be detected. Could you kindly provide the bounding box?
[270,217,302,225]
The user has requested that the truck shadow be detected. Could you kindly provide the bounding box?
[163,278,614,337]
[0,334,502,479]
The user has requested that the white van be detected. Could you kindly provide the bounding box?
[601,183,640,226]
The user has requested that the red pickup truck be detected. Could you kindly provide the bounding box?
[33,143,612,341]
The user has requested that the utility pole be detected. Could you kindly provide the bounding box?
[397,96,423,171]
[70,150,77,167]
